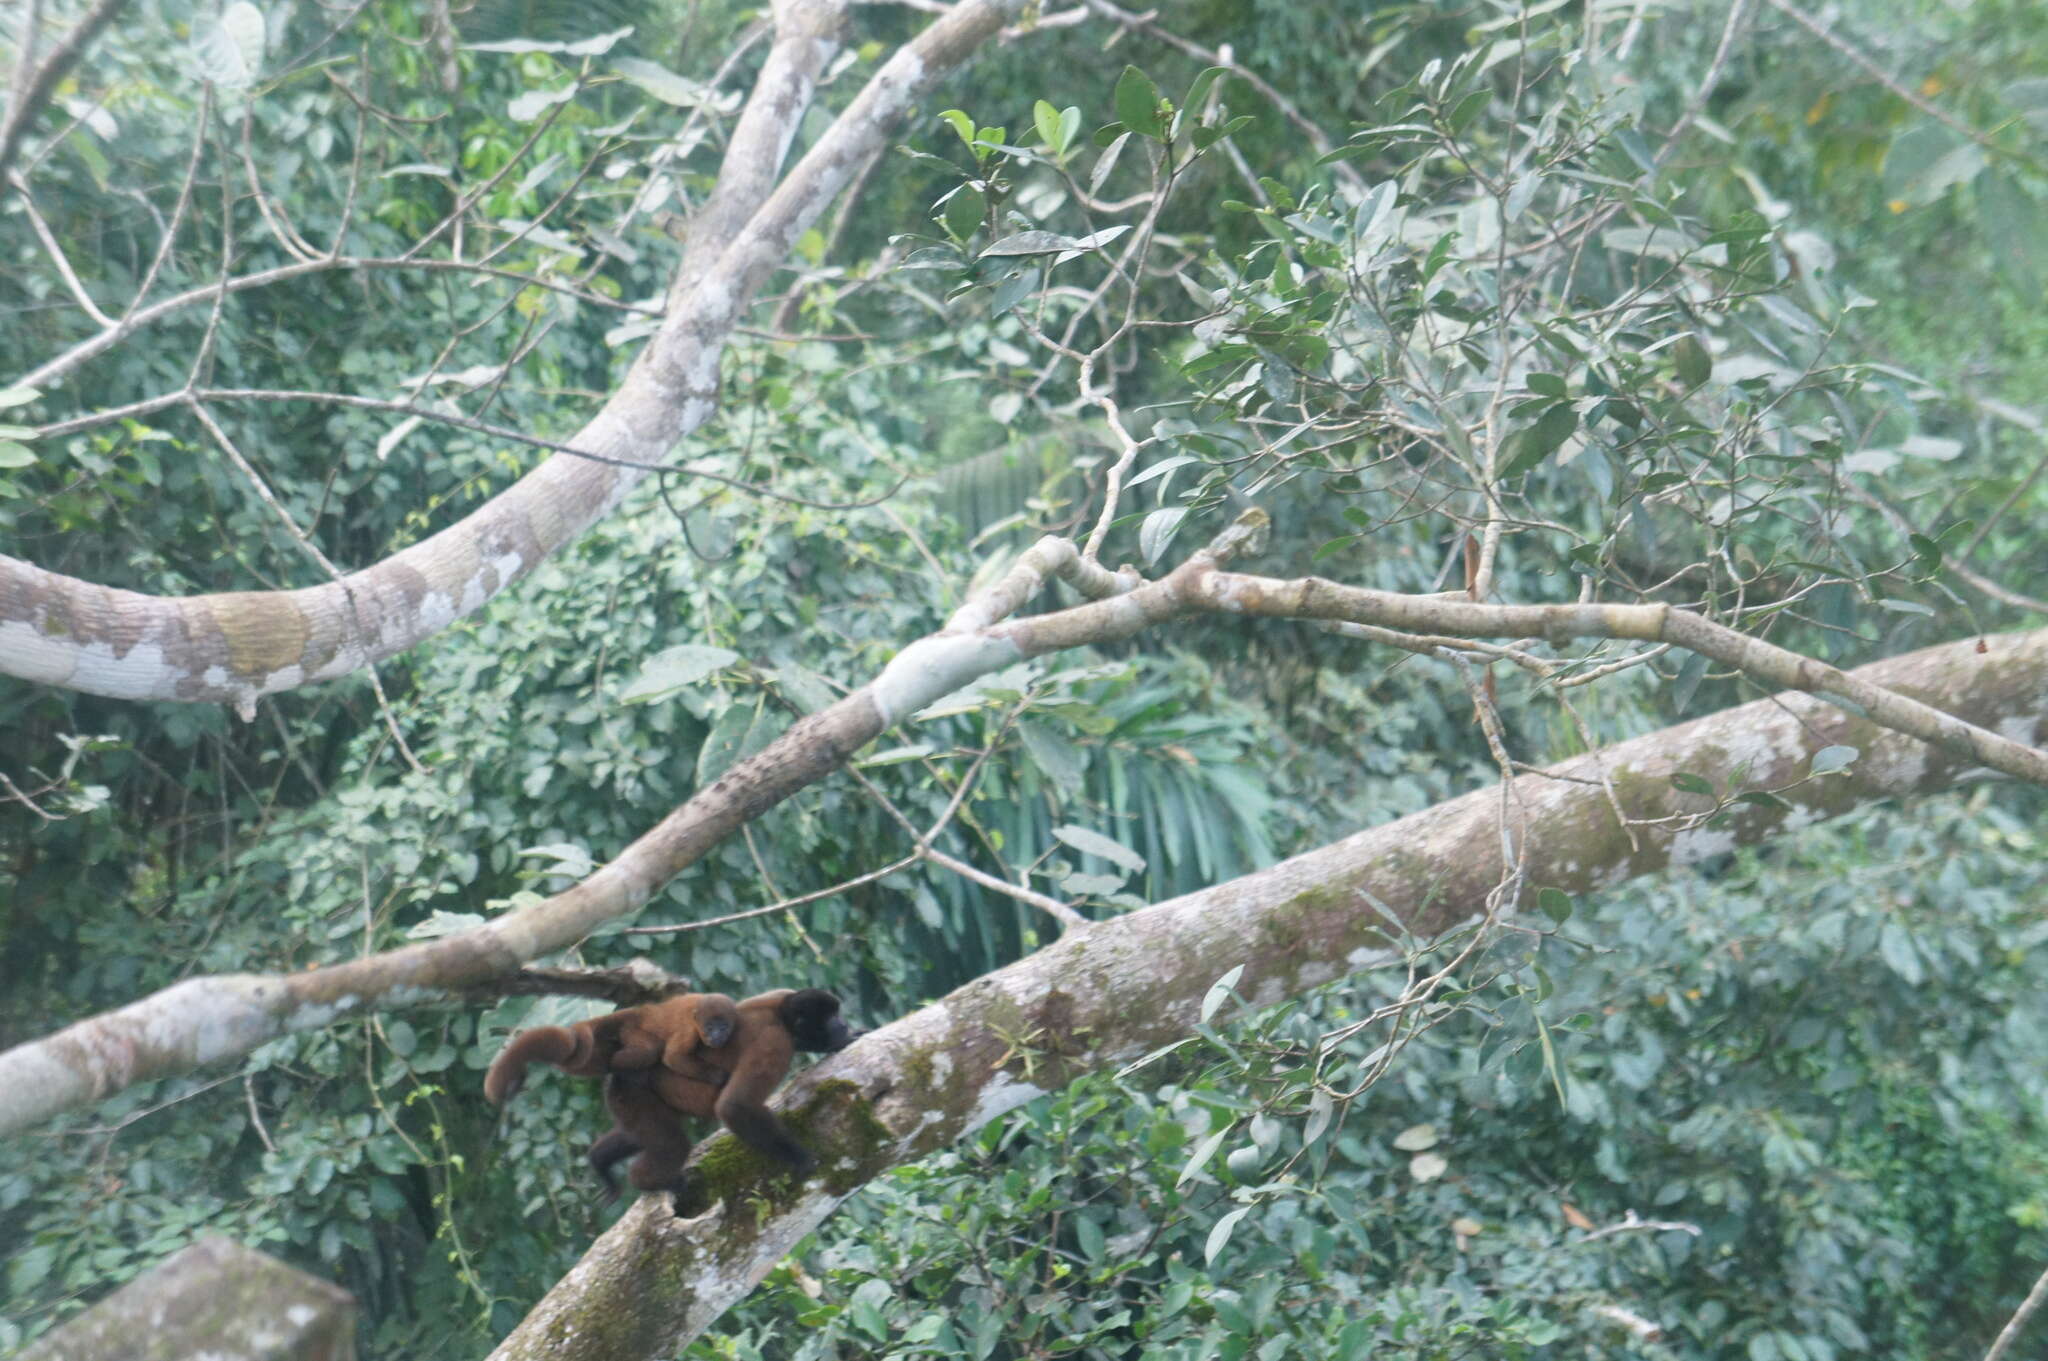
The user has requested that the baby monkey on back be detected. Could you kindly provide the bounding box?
[485,988,858,1201]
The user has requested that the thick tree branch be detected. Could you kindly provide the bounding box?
[492,626,2048,1360]
[5,517,2041,1134]
[0,0,1033,706]
[0,524,1162,1135]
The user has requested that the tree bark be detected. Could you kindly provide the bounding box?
[0,0,1030,706]
[489,627,2048,1361]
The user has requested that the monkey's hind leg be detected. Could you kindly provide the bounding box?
[603,1072,696,1197]
[587,1127,641,1202]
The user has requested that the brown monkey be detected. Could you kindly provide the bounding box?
[589,988,859,1200]
[483,991,740,1104]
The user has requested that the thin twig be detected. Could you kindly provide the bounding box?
[1985,1262,2048,1361]
[1764,0,2037,169]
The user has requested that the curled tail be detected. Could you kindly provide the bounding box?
[484,1025,605,1104]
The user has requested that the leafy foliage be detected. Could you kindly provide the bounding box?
[3,0,2047,1358]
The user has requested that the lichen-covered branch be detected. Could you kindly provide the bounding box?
[0,0,1032,706]
[0,516,1170,1135]
[4,513,2038,1133]
[490,627,2048,1361]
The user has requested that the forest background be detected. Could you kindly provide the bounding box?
[3,0,2048,1358]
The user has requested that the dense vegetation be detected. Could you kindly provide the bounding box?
[3,1,2045,1357]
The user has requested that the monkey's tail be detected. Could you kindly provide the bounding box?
[483,1026,604,1103]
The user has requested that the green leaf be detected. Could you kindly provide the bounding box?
[1880,921,1924,986]
[1983,173,2048,288]
[192,1,266,89]
[1200,964,1244,1022]
[1672,649,1709,712]
[989,264,1040,315]
[1178,1125,1231,1187]
[1125,454,1200,489]
[1670,771,1715,796]
[1673,332,1712,387]
[942,184,984,241]
[1181,343,1254,377]
[770,662,838,714]
[1139,507,1188,565]
[9,1243,55,1293]
[695,700,759,784]
[1114,65,1165,140]
[507,85,575,122]
[1809,744,1858,775]
[1073,1213,1106,1262]
[1182,66,1230,120]
[611,57,707,107]
[1016,720,1085,795]
[0,443,35,468]
[1498,403,1578,477]
[1302,1090,1334,1147]
[979,230,1097,258]
[1537,886,1573,924]
[854,743,936,769]
[1052,825,1146,874]
[620,644,741,704]
[1908,532,1943,577]
[1445,87,1491,134]
[0,387,40,410]
[936,108,976,149]
[850,1278,892,1340]
[1504,171,1539,222]
[1033,99,1062,151]
[1204,1205,1251,1263]
[467,27,630,55]
[1421,229,1459,282]
[895,245,966,273]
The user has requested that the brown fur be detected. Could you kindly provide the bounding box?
[486,987,856,1202]
[596,988,855,1197]
[482,991,739,1105]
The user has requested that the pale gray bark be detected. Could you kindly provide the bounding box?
[0,0,1031,706]
[2,527,2040,1135]
[489,626,2048,1361]
[0,533,1145,1135]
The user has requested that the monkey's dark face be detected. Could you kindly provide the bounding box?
[781,989,859,1053]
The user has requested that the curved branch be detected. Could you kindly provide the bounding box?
[0,529,1151,1136]
[6,522,2041,1133]
[492,626,2048,1361]
[0,0,1035,706]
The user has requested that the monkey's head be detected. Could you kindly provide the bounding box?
[780,989,859,1054]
